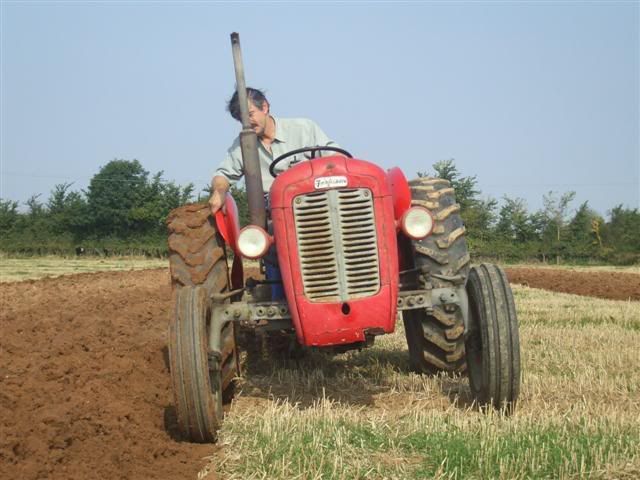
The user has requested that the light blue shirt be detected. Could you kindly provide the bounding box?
[214,116,339,192]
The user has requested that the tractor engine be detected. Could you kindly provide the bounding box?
[269,155,401,347]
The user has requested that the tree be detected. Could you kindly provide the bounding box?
[86,159,151,238]
[419,159,480,211]
[25,194,45,218]
[418,159,495,241]
[602,205,640,260]
[466,198,498,236]
[47,183,89,237]
[86,159,196,239]
[496,196,539,243]
[230,185,249,227]
[160,180,194,214]
[128,172,194,235]
[7,194,54,251]
[0,199,19,231]
[48,183,73,215]
[1,160,200,254]
[567,201,603,257]
[541,191,576,264]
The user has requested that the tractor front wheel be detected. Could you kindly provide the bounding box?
[465,264,521,412]
[169,286,223,442]
[167,204,239,442]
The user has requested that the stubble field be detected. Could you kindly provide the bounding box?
[0,258,638,479]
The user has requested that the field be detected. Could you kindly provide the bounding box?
[1,258,639,479]
[0,255,167,283]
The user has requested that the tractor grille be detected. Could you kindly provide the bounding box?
[293,188,380,302]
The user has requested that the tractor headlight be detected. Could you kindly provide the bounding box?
[401,207,434,240]
[237,225,272,259]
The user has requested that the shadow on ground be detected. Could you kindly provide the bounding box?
[438,375,475,410]
[237,340,441,409]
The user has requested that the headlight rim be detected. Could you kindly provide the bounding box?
[237,225,272,259]
[400,206,434,240]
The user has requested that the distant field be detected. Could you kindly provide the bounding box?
[1,255,636,283]
[0,255,167,282]
[504,263,640,274]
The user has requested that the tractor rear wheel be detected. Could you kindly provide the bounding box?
[167,204,239,442]
[403,177,470,374]
[465,264,520,412]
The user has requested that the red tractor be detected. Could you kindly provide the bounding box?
[166,34,520,443]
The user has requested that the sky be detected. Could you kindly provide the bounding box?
[1,1,638,219]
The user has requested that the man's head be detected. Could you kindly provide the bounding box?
[227,87,270,136]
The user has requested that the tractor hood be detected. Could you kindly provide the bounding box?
[268,155,402,347]
[270,156,393,209]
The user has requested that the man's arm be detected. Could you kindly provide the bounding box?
[209,175,230,215]
[210,140,243,215]
[310,120,340,154]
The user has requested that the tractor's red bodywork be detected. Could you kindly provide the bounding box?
[215,194,243,289]
[267,155,412,347]
[167,34,522,445]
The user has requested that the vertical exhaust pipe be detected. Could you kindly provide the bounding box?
[230,32,266,228]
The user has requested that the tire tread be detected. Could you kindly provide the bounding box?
[465,264,520,412]
[403,176,470,374]
[167,203,238,443]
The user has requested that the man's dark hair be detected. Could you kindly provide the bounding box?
[226,87,269,121]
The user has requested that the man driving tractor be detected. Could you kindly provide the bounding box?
[209,87,338,215]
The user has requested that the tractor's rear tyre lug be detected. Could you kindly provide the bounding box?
[403,177,470,375]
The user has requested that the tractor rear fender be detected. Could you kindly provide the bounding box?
[387,167,411,220]
[214,193,243,289]
[214,193,240,252]
[387,168,414,271]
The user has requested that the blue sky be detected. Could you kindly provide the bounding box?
[1,1,638,218]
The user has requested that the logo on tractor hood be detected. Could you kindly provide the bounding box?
[314,176,348,189]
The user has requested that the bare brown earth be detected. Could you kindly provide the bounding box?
[1,266,638,479]
[0,269,216,480]
[503,267,640,301]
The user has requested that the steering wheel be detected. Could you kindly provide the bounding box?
[268,146,353,178]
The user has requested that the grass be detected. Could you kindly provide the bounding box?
[0,254,260,283]
[2,255,634,283]
[0,254,166,282]
[504,263,640,274]
[202,285,640,480]
[515,284,640,331]
[214,409,638,479]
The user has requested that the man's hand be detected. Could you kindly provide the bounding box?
[209,175,231,215]
[209,189,226,215]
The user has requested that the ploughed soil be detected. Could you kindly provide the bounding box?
[1,266,638,479]
[503,267,640,301]
[0,269,214,480]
